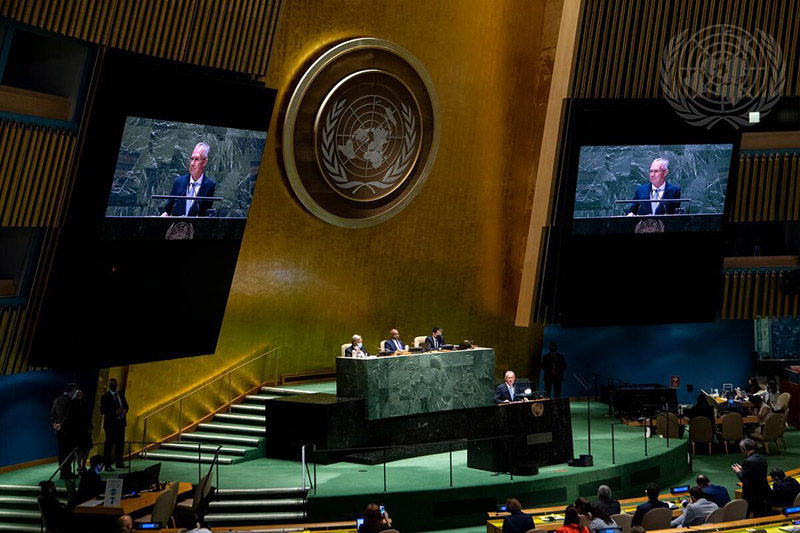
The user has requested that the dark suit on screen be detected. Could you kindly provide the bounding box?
[162,174,217,217]
[384,338,405,352]
[425,335,446,351]
[494,383,525,404]
[100,390,128,468]
[628,182,682,215]
[737,452,772,517]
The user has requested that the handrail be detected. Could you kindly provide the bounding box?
[48,447,78,482]
[142,347,279,422]
[142,347,279,457]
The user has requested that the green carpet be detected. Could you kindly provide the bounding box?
[2,383,799,532]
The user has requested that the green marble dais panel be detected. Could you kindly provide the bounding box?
[336,348,495,420]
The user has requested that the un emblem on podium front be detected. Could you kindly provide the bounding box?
[284,39,439,228]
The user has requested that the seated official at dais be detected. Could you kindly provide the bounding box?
[425,326,446,351]
[344,334,369,358]
[383,328,406,353]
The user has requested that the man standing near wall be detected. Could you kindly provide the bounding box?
[100,378,128,471]
[50,383,77,479]
[541,342,567,398]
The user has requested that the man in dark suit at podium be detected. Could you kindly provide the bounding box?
[425,327,445,351]
[627,158,681,216]
[384,329,405,353]
[161,142,217,217]
[495,371,525,403]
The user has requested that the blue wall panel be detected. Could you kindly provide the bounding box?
[540,320,755,404]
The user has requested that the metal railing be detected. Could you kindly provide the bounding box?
[142,347,279,458]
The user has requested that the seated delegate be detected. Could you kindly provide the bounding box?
[344,334,369,358]
[383,328,406,353]
[425,327,445,351]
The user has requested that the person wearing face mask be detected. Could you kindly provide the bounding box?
[344,334,369,358]
[425,327,446,351]
[51,383,78,479]
[77,455,106,502]
[100,378,129,471]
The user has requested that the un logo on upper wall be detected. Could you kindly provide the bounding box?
[283,39,440,228]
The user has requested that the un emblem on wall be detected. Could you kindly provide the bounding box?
[284,39,439,228]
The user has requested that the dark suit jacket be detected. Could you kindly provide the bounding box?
[77,469,105,502]
[425,334,446,351]
[100,390,128,429]
[628,182,682,215]
[384,338,405,352]
[701,484,731,508]
[737,452,772,516]
[632,499,669,526]
[50,394,70,427]
[772,477,800,507]
[494,383,525,404]
[541,351,567,382]
[503,511,534,533]
[597,496,621,517]
[162,174,217,217]
[344,345,369,358]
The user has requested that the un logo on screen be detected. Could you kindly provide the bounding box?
[316,71,422,202]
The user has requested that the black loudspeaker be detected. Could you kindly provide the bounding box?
[569,454,594,467]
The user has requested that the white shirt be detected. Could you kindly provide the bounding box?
[651,183,665,214]
[185,175,204,216]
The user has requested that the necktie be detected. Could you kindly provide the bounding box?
[395,340,401,351]
[186,182,197,216]
[651,188,661,214]
[509,385,515,401]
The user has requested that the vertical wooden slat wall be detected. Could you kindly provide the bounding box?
[722,270,800,320]
[572,0,800,99]
[0,0,281,77]
[732,153,800,222]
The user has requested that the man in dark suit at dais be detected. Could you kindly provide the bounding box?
[161,141,217,217]
[627,157,682,216]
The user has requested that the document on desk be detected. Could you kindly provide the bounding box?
[76,499,104,508]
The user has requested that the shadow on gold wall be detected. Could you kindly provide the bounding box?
[116,0,564,446]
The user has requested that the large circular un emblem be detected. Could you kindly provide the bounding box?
[284,39,439,228]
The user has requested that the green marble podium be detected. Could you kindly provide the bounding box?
[336,348,495,420]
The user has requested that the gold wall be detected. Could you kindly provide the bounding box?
[118,0,564,443]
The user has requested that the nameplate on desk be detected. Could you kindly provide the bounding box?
[104,478,124,507]
[526,432,553,445]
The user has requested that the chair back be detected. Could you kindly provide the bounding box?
[579,514,591,529]
[704,507,725,524]
[777,409,790,439]
[722,499,748,521]
[720,412,744,441]
[189,469,213,513]
[641,507,672,531]
[760,412,783,441]
[611,513,632,533]
[778,392,791,411]
[793,491,800,507]
[150,482,179,525]
[656,412,680,438]
[689,416,714,443]
[340,344,350,357]
[413,336,427,348]
[380,341,387,352]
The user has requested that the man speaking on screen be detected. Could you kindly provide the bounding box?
[161,142,217,217]
[627,157,681,216]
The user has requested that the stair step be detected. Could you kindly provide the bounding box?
[261,387,316,395]
[198,422,266,435]
[205,511,307,523]
[181,432,261,446]
[0,524,42,533]
[143,451,234,464]
[214,413,265,425]
[231,404,266,413]
[217,487,307,498]
[159,442,252,456]
[0,496,40,507]
[0,484,66,495]
[209,498,305,508]
[244,394,279,402]
[0,509,40,520]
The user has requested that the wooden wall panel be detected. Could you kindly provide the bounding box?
[732,153,800,222]
[722,270,800,320]
[572,0,800,99]
[0,0,281,77]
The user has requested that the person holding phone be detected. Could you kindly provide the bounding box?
[358,503,392,533]
[732,438,771,517]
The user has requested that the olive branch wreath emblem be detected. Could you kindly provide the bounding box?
[660,25,784,130]
[320,98,417,196]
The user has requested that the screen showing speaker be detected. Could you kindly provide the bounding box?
[106,117,266,220]
[572,143,734,234]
